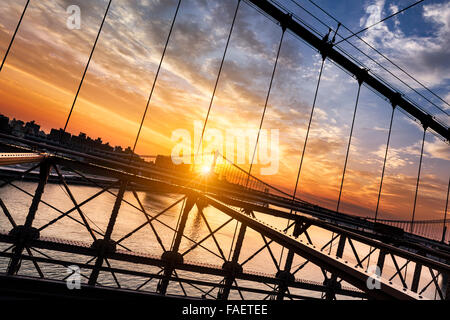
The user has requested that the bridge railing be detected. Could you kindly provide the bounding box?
[211,152,292,199]
[364,217,450,243]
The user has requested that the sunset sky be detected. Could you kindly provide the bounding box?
[0,0,448,221]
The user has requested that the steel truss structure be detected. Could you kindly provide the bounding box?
[0,0,449,301]
[0,137,448,300]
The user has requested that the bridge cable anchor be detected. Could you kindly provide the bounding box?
[279,12,292,32]
[356,67,369,86]
[389,91,402,109]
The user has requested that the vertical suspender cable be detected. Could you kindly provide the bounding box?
[336,82,361,213]
[278,58,325,266]
[246,28,285,186]
[229,22,284,260]
[290,59,325,198]
[410,128,426,233]
[0,0,30,72]
[130,0,182,157]
[153,0,241,260]
[374,106,396,223]
[63,0,113,132]
[195,0,241,164]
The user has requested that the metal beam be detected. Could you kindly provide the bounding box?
[0,152,45,165]
[158,196,196,295]
[2,135,449,257]
[88,180,127,285]
[219,223,246,299]
[204,195,424,300]
[7,160,50,275]
[247,0,448,141]
[0,233,365,298]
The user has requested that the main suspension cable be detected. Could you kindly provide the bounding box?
[277,0,449,119]
[335,0,426,45]
[298,0,450,114]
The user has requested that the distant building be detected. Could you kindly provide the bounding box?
[124,146,133,154]
[24,120,40,136]
[0,115,10,133]
[95,137,102,146]
[70,132,89,150]
[10,119,25,138]
[49,128,71,144]
[1,114,147,165]
[103,142,113,152]
[155,155,189,172]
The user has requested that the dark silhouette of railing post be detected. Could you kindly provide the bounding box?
[157,195,196,295]
[7,160,50,275]
[88,180,127,285]
[218,222,246,300]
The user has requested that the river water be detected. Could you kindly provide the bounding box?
[0,181,440,299]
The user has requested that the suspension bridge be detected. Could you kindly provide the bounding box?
[0,0,448,300]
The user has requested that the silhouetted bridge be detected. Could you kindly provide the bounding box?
[0,0,449,300]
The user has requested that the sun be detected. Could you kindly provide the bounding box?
[200,165,211,175]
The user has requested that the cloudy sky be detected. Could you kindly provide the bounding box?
[0,0,448,221]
